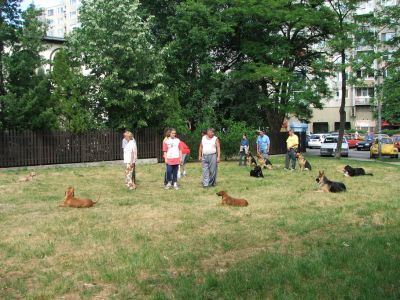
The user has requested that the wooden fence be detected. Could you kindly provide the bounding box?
[0,129,162,168]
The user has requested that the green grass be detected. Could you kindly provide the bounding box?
[0,156,399,299]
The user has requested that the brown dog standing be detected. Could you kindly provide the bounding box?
[216,191,249,207]
[61,186,98,208]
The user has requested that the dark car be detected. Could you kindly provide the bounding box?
[356,137,374,151]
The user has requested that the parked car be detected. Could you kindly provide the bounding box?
[392,135,400,151]
[308,134,327,149]
[370,137,399,158]
[320,136,349,157]
[344,134,359,149]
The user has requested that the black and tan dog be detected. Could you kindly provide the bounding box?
[316,171,346,193]
[296,153,312,171]
[343,165,373,177]
[256,153,273,170]
[250,165,264,178]
[246,151,258,167]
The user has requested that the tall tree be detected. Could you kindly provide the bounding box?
[326,0,367,158]
[0,4,57,130]
[166,0,335,132]
[51,49,96,132]
[70,0,165,129]
[0,0,22,124]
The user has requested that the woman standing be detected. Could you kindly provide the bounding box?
[239,134,249,166]
[163,128,171,186]
[123,131,137,190]
[163,128,182,190]
[179,140,190,177]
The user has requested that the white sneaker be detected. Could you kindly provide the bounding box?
[165,182,172,190]
[173,183,179,190]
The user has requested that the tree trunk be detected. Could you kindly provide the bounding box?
[335,49,347,158]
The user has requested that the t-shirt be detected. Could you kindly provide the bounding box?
[180,141,190,154]
[123,139,137,164]
[257,135,270,152]
[286,134,299,149]
[240,139,249,147]
[163,137,182,165]
[202,136,218,155]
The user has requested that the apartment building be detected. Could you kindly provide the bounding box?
[305,0,399,133]
[40,0,81,37]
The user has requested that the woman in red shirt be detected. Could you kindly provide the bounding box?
[179,140,191,177]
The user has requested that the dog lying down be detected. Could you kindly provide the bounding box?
[343,165,373,177]
[316,171,346,193]
[216,191,249,207]
[250,165,264,178]
[18,172,36,182]
[61,186,98,208]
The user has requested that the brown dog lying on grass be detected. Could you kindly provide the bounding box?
[61,186,98,208]
[18,172,36,182]
[216,191,249,207]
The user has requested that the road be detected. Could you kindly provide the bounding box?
[305,148,371,159]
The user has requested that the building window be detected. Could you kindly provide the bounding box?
[70,11,77,18]
[381,32,395,42]
[57,7,64,14]
[356,69,374,79]
[70,0,77,5]
[48,9,54,16]
[356,87,374,97]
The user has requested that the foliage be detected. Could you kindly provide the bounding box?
[70,0,165,129]
[51,49,97,133]
[164,0,335,133]
[0,5,58,130]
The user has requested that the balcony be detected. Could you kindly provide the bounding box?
[355,97,372,106]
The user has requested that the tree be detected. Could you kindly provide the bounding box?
[51,49,97,132]
[0,0,22,123]
[325,0,375,158]
[0,5,58,130]
[69,0,165,129]
[166,0,335,133]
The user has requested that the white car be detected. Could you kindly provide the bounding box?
[320,136,349,157]
[308,134,327,148]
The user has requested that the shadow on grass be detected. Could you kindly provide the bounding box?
[150,226,400,300]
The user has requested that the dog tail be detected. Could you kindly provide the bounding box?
[366,173,373,176]
[94,193,101,204]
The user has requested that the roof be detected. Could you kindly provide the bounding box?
[42,36,66,44]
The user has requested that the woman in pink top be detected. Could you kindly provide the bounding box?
[163,128,182,190]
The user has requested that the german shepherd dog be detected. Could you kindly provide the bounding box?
[296,153,312,171]
[250,165,264,178]
[246,151,258,167]
[316,171,346,193]
[343,165,373,177]
[256,153,273,170]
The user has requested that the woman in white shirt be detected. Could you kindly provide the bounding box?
[123,131,137,190]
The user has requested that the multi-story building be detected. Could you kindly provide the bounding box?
[39,0,81,38]
[303,0,399,133]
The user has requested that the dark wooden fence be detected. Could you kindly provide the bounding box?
[0,128,162,168]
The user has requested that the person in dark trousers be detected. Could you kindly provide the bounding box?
[239,134,249,166]
[285,129,299,170]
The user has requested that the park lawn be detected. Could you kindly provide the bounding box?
[0,156,399,299]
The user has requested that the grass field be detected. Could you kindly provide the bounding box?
[1,156,399,299]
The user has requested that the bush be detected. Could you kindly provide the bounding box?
[179,121,258,161]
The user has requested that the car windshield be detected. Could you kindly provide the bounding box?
[376,138,393,144]
[393,136,400,142]
[310,135,321,139]
[324,137,338,143]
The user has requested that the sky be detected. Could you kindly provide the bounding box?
[21,0,60,10]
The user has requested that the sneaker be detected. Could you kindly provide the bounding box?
[284,168,290,171]
[173,183,179,190]
[165,182,172,190]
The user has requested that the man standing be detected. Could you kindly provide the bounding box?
[285,129,299,170]
[256,130,270,160]
[198,128,221,188]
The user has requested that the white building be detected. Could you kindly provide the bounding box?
[39,0,81,37]
[302,0,399,133]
